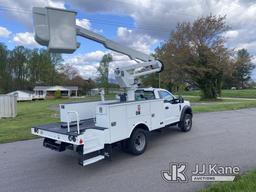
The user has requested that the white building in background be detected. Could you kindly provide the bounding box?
[7,90,33,101]
[6,86,79,101]
[34,86,78,98]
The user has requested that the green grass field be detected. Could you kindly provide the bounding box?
[179,88,256,98]
[187,98,256,112]
[200,170,256,192]
[1,94,256,144]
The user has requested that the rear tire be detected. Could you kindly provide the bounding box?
[178,113,192,132]
[127,128,148,155]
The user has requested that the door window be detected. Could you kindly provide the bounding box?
[158,91,175,102]
[135,90,155,101]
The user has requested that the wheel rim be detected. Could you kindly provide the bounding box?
[185,115,192,130]
[134,132,146,152]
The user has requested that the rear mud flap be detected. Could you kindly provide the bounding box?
[43,138,71,152]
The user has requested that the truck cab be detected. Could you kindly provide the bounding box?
[135,88,191,126]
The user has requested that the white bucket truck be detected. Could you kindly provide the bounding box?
[31,7,192,166]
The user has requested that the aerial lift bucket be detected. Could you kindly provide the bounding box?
[33,7,78,53]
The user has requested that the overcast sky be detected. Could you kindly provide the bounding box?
[0,0,255,80]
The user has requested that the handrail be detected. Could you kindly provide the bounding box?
[66,111,80,134]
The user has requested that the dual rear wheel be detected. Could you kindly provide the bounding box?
[122,128,148,155]
[123,113,192,155]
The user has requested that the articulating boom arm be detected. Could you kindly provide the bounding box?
[33,7,163,100]
[76,26,163,100]
[76,26,154,62]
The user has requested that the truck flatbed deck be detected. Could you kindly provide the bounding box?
[33,118,106,136]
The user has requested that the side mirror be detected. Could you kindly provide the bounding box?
[170,98,179,104]
[178,96,184,103]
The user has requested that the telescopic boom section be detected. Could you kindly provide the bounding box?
[76,26,154,62]
[33,7,163,101]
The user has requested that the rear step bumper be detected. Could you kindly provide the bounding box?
[43,139,112,166]
[80,155,105,166]
[79,144,112,166]
[43,138,71,152]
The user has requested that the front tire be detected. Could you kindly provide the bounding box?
[128,129,148,155]
[178,113,192,132]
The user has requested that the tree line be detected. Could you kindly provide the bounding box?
[0,43,95,94]
[1,15,255,99]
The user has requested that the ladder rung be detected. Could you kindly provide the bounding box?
[81,155,105,166]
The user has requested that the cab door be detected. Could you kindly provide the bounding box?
[158,90,180,125]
